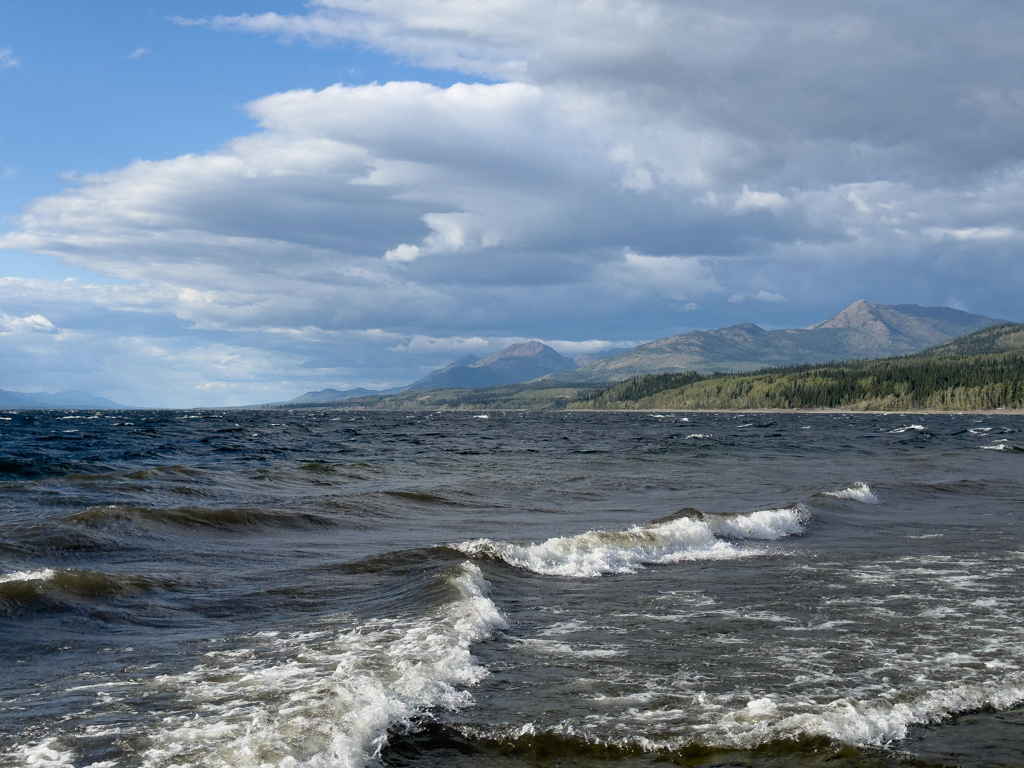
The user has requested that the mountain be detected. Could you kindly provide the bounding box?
[0,389,129,409]
[570,320,1024,412]
[923,321,1024,356]
[408,341,576,389]
[287,387,382,405]
[547,301,1005,382]
[572,348,631,367]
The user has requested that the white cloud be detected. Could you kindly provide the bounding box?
[127,48,151,60]
[928,226,1024,242]
[0,47,20,69]
[733,186,788,214]
[599,250,721,301]
[389,334,491,353]
[0,312,57,334]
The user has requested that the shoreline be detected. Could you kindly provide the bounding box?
[566,407,1024,415]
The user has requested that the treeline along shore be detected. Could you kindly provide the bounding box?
[570,322,1024,412]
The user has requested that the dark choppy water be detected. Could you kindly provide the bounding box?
[1,409,1024,767]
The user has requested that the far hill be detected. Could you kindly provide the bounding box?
[287,387,381,405]
[570,322,1024,412]
[548,301,1005,382]
[408,341,577,389]
[0,389,129,409]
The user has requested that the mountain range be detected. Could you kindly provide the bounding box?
[543,300,1004,382]
[0,389,128,409]
[284,301,1006,403]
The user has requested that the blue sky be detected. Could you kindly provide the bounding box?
[1,1,1022,406]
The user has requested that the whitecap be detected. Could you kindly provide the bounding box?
[823,482,879,504]
[0,568,56,585]
[473,414,490,419]
[116,562,505,768]
[754,680,1024,748]
[890,425,926,434]
[452,507,806,578]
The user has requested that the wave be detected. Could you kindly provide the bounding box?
[981,442,1023,452]
[69,505,336,530]
[889,425,927,434]
[823,482,879,504]
[452,678,1024,759]
[451,507,807,577]
[0,567,165,612]
[128,562,504,768]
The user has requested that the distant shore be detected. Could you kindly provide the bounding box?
[567,408,1024,416]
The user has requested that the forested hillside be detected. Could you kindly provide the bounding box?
[571,323,1024,411]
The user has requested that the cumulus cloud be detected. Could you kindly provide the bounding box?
[0,312,57,334]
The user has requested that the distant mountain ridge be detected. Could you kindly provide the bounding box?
[408,341,576,389]
[569,320,1024,412]
[281,301,1008,405]
[0,389,128,409]
[547,301,1005,382]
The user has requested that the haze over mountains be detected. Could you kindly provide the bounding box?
[282,301,1005,404]
[0,390,128,409]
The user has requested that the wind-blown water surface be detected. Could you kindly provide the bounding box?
[2,409,1023,767]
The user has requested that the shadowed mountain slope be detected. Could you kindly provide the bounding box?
[408,342,576,389]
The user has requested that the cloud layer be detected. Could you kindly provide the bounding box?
[3,1,1024,404]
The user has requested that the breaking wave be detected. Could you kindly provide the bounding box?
[130,562,504,768]
[457,678,1024,758]
[823,482,879,504]
[452,507,806,578]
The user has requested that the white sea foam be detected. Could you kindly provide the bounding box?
[473,414,490,419]
[686,433,711,439]
[452,507,806,578]
[70,562,507,768]
[0,568,56,584]
[890,424,926,434]
[719,680,1024,748]
[823,482,879,504]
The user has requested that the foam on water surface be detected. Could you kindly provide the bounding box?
[0,568,56,584]
[452,507,806,577]
[824,482,879,504]
[11,563,504,768]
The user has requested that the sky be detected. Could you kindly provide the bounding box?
[1,1,1023,407]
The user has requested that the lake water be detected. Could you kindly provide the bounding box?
[2,409,1023,767]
